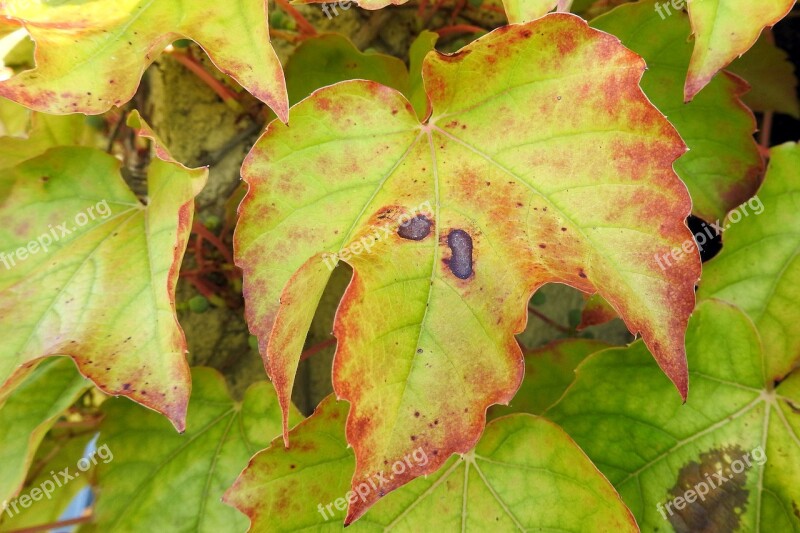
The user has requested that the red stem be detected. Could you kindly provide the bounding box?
[275,0,317,36]
[435,24,485,38]
[170,52,241,107]
[7,515,93,533]
[192,221,235,268]
[527,305,572,334]
[300,338,336,361]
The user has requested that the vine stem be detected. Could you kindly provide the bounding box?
[7,515,93,533]
[300,338,337,361]
[435,24,485,38]
[527,305,572,334]
[169,51,243,111]
[192,221,236,268]
[275,0,318,36]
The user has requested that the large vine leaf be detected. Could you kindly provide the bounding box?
[547,299,800,531]
[0,357,89,505]
[224,394,637,530]
[236,14,700,522]
[593,0,763,222]
[684,0,796,101]
[94,367,301,531]
[0,0,288,120]
[0,111,206,430]
[698,142,800,382]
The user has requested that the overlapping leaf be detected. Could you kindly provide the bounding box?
[593,0,763,222]
[94,367,301,531]
[548,299,800,531]
[0,0,288,119]
[0,357,89,506]
[698,142,800,381]
[225,395,637,530]
[501,0,559,23]
[684,0,796,100]
[236,14,700,521]
[0,111,206,430]
[728,36,800,118]
[488,338,609,419]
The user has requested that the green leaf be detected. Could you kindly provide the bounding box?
[593,0,763,222]
[285,34,409,106]
[0,429,94,531]
[548,299,800,531]
[728,36,800,118]
[489,338,609,419]
[0,97,28,137]
[0,357,89,505]
[236,15,700,521]
[0,109,97,170]
[225,394,637,530]
[94,367,301,531]
[684,0,795,100]
[0,111,207,430]
[408,30,438,120]
[698,142,800,382]
[0,0,288,120]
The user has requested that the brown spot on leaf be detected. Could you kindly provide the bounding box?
[665,446,750,533]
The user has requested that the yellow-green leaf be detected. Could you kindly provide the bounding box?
[236,14,700,521]
[698,142,800,382]
[0,0,288,120]
[0,111,206,430]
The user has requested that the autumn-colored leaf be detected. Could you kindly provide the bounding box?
[93,367,300,531]
[578,293,618,329]
[0,357,89,506]
[548,299,800,531]
[684,0,796,101]
[0,111,206,431]
[225,394,637,531]
[0,0,288,120]
[236,14,700,521]
[593,0,763,222]
[698,142,800,382]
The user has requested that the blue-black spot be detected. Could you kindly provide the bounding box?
[398,214,432,240]
[447,229,473,279]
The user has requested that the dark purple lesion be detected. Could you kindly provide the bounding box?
[447,229,472,279]
[397,214,432,241]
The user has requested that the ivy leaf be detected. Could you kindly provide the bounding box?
[501,0,558,23]
[548,299,800,531]
[578,293,618,329]
[0,357,89,505]
[224,394,637,530]
[236,14,700,521]
[488,338,609,419]
[285,33,409,106]
[408,30,439,119]
[698,142,800,382]
[593,0,763,222]
[728,36,800,118]
[94,367,301,531]
[0,111,206,431]
[0,0,288,120]
[684,0,796,101]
